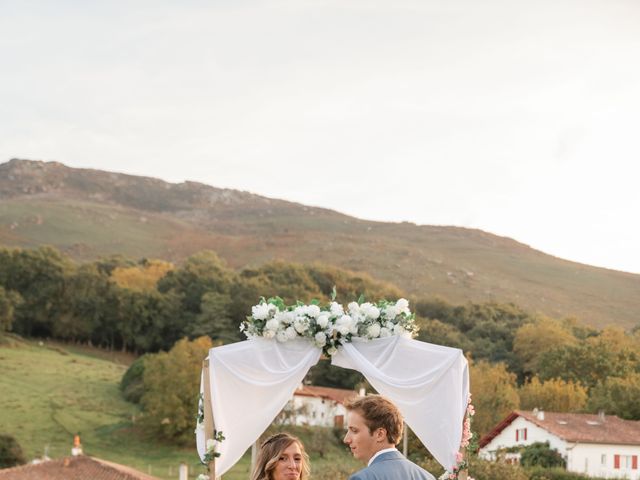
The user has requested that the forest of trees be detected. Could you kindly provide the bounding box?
[1,245,640,445]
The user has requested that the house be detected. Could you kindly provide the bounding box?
[278,385,361,427]
[0,455,160,480]
[479,409,640,479]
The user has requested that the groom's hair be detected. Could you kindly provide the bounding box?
[344,395,403,445]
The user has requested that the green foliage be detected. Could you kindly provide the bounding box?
[527,467,609,480]
[141,336,213,444]
[519,377,587,412]
[0,287,22,333]
[306,359,365,390]
[0,434,26,468]
[588,373,640,420]
[470,360,520,435]
[120,355,148,404]
[520,442,565,468]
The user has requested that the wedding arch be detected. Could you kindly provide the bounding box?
[195,298,470,478]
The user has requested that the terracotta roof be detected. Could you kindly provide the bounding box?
[294,385,359,404]
[480,410,640,448]
[0,455,160,480]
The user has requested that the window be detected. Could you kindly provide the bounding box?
[614,455,638,470]
[515,428,527,442]
[601,454,606,466]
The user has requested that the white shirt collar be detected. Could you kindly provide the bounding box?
[368,447,398,466]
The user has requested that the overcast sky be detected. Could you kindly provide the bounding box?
[1,0,639,274]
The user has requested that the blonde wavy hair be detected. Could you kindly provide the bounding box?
[250,433,310,480]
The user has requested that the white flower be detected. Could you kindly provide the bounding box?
[393,324,406,336]
[316,313,330,328]
[306,304,321,318]
[293,318,308,334]
[327,346,338,356]
[276,330,288,342]
[293,306,306,316]
[265,318,280,332]
[366,305,380,319]
[285,326,297,340]
[252,303,271,320]
[379,327,391,338]
[396,298,410,313]
[263,329,276,339]
[239,323,246,332]
[385,321,394,330]
[275,311,291,324]
[314,332,327,347]
[336,315,352,335]
[197,474,210,480]
[367,323,381,338]
[330,302,344,316]
[384,305,399,320]
[206,439,216,452]
[347,302,360,315]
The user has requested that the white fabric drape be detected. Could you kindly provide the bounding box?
[197,336,469,475]
[331,336,469,471]
[196,338,321,477]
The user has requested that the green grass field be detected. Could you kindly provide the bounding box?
[0,338,359,479]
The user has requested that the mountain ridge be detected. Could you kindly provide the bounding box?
[1,158,639,329]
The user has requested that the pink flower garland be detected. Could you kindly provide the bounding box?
[444,394,475,480]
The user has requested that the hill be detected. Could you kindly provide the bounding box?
[1,158,639,329]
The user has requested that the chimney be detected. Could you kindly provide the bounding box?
[71,435,83,456]
[598,410,606,423]
[536,410,545,421]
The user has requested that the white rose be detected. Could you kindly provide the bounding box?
[384,305,399,320]
[385,321,394,329]
[327,346,338,356]
[336,315,353,335]
[276,330,288,342]
[265,318,280,332]
[206,439,216,451]
[294,306,306,316]
[285,326,297,340]
[275,311,290,324]
[367,323,381,338]
[330,302,344,316]
[396,298,409,310]
[366,305,380,319]
[197,475,210,480]
[294,319,308,334]
[349,322,359,335]
[380,327,391,338]
[263,329,276,339]
[252,303,271,320]
[348,302,360,315]
[314,332,327,346]
[307,304,321,318]
[316,313,330,328]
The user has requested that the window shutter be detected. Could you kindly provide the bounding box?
[524,428,527,441]
[614,454,620,469]
[516,430,519,441]
[633,455,638,470]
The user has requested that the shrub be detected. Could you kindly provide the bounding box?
[120,355,148,404]
[0,434,26,468]
[520,442,565,468]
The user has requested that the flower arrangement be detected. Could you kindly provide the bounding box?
[240,295,418,356]
[440,394,476,480]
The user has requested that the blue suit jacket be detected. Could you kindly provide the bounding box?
[348,450,436,480]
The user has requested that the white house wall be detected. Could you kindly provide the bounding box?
[568,443,640,480]
[479,417,567,460]
[286,396,346,427]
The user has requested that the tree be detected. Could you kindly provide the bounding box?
[470,360,520,435]
[518,376,587,412]
[520,441,565,468]
[0,434,26,468]
[588,373,640,420]
[120,355,148,404]
[141,336,214,444]
[513,316,576,376]
[111,259,174,292]
[0,287,22,333]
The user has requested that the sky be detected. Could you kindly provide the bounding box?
[1,0,640,274]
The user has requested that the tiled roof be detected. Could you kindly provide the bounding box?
[294,385,359,404]
[0,455,160,480]
[480,410,640,448]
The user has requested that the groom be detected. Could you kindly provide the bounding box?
[343,395,435,480]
